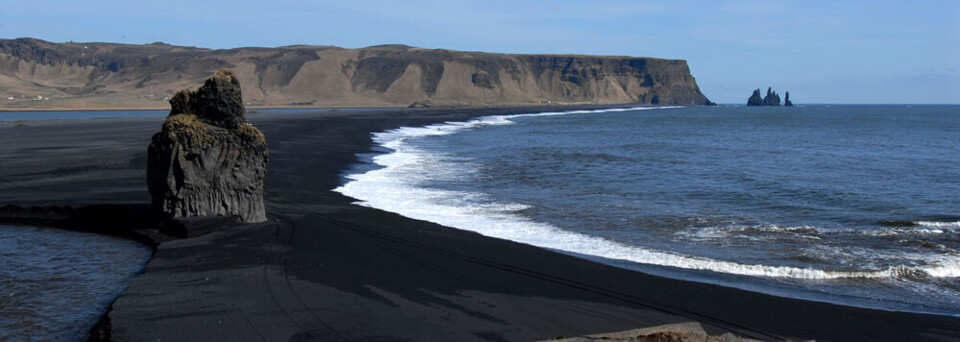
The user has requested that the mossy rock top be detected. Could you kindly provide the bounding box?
[158,114,266,148]
[169,68,246,128]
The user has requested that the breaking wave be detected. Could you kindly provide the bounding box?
[918,221,960,228]
[335,107,960,281]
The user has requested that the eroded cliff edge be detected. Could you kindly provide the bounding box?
[0,38,712,108]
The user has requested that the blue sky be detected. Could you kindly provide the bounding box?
[2,0,958,104]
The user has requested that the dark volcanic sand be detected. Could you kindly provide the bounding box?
[1,108,959,342]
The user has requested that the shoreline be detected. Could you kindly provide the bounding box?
[339,106,960,318]
[0,102,646,113]
[0,105,378,112]
[1,106,958,341]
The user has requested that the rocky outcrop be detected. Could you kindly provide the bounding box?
[147,69,268,222]
[763,87,781,106]
[784,91,793,106]
[747,87,789,106]
[407,101,432,108]
[0,38,712,109]
[540,322,761,342]
[747,89,764,106]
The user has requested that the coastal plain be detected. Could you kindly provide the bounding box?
[2,108,959,342]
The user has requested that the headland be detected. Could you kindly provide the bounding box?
[0,38,711,111]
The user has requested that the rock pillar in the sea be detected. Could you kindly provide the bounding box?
[762,87,781,106]
[747,88,764,106]
[747,87,789,106]
[147,69,268,222]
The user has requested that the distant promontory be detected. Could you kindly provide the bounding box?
[0,38,713,109]
[747,87,793,106]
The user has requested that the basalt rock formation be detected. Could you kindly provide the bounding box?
[747,89,764,106]
[0,38,712,109]
[763,88,780,106]
[784,91,793,106]
[763,87,781,106]
[747,87,789,106]
[147,69,268,222]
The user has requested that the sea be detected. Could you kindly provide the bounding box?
[0,225,151,341]
[335,105,960,316]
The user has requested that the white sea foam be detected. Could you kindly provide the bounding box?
[684,222,955,241]
[869,228,948,237]
[917,221,960,228]
[679,225,825,241]
[866,222,957,237]
[334,107,960,280]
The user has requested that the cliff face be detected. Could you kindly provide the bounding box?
[147,69,268,222]
[0,38,712,108]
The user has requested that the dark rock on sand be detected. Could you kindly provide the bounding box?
[147,69,268,223]
[168,71,247,128]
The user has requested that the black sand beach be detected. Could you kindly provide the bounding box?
[2,108,959,342]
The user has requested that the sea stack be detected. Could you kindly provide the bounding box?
[762,87,781,106]
[746,87,789,106]
[747,89,764,106]
[147,69,268,222]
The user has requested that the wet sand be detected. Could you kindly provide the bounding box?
[1,107,958,341]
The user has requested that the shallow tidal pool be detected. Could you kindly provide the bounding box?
[0,225,151,341]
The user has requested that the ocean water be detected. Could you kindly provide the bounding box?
[0,110,167,121]
[336,105,960,316]
[0,226,151,341]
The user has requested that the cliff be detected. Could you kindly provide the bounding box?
[147,69,268,222]
[0,38,712,109]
